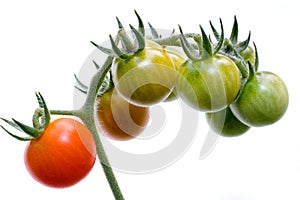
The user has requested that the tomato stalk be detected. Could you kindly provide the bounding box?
[74,56,124,199]
[154,32,199,46]
[78,56,124,200]
[49,110,77,116]
[46,56,124,199]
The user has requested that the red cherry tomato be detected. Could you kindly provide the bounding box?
[24,118,96,188]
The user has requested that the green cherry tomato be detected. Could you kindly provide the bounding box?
[206,107,250,137]
[96,88,150,141]
[24,118,96,188]
[177,54,241,112]
[112,40,177,106]
[163,46,186,102]
[230,71,289,127]
[240,45,255,65]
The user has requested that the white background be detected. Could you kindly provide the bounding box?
[0,0,299,199]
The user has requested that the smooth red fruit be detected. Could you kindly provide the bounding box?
[24,118,96,188]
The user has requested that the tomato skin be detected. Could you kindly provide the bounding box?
[24,118,96,188]
[164,46,186,102]
[164,46,186,69]
[112,40,177,106]
[206,107,250,137]
[230,71,289,127]
[177,54,241,112]
[96,88,150,141]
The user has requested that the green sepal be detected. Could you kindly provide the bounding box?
[1,118,23,132]
[93,61,114,96]
[90,41,115,57]
[116,16,124,29]
[236,31,251,52]
[109,35,130,59]
[74,85,87,95]
[115,17,135,52]
[178,25,200,61]
[0,117,42,140]
[212,18,224,55]
[92,60,101,70]
[248,61,256,80]
[134,10,145,37]
[209,20,220,41]
[148,22,160,39]
[12,118,43,138]
[148,22,175,39]
[74,61,114,97]
[223,38,234,53]
[199,25,213,57]
[74,73,88,95]
[129,24,145,53]
[253,42,259,71]
[74,74,88,90]
[170,29,175,36]
[1,92,50,141]
[0,125,33,141]
[229,16,238,44]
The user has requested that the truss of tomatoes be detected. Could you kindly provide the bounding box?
[1,12,288,191]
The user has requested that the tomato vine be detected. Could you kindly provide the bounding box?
[0,10,288,200]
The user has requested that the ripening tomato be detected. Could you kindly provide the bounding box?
[164,46,186,69]
[96,88,150,141]
[206,107,250,137]
[177,54,241,112]
[111,40,177,106]
[230,71,289,127]
[24,118,96,188]
[164,46,186,102]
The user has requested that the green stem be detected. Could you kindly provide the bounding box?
[50,109,78,116]
[154,33,198,46]
[50,56,123,199]
[79,56,124,200]
[80,114,124,200]
[32,108,44,129]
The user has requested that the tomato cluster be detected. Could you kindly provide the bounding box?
[91,16,288,139]
[0,12,289,192]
